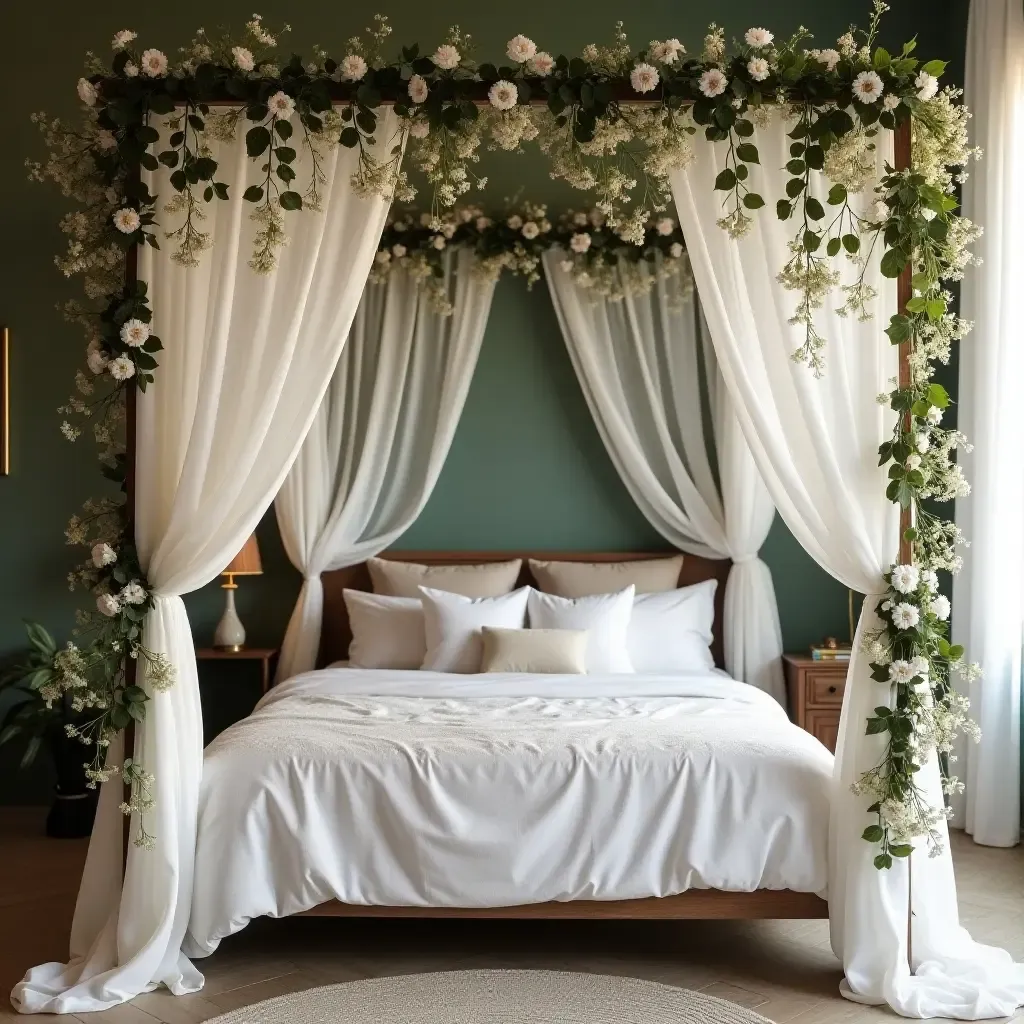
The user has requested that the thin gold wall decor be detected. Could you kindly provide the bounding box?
[0,327,8,475]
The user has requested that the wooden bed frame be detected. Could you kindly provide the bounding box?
[312,549,829,922]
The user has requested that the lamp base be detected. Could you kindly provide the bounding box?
[213,643,245,653]
[213,584,247,651]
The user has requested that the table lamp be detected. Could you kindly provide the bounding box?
[213,534,262,651]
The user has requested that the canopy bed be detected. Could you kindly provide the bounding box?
[12,10,1024,1022]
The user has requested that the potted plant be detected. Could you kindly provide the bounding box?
[0,623,98,838]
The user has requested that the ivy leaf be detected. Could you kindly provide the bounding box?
[714,168,737,191]
[804,145,824,170]
[805,197,825,221]
[862,824,884,843]
[734,118,754,137]
[275,119,293,140]
[736,142,759,164]
[865,717,889,735]
[742,193,765,210]
[242,184,264,202]
[785,177,805,198]
[339,126,360,148]
[874,853,893,870]
[279,191,303,211]
[776,199,792,220]
[827,183,848,206]
[927,382,950,408]
[889,844,914,858]
[245,126,271,158]
[786,159,806,175]
[921,59,947,76]
[880,247,908,279]
[885,315,913,345]
[826,237,842,257]
[802,229,821,252]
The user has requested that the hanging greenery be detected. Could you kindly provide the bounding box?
[19,2,979,859]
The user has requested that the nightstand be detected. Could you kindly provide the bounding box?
[195,647,278,694]
[782,654,848,753]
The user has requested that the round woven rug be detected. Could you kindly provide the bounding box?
[206,970,774,1023]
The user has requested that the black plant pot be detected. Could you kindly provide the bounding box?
[45,727,99,839]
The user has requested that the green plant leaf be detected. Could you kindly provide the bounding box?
[862,824,884,842]
[714,168,737,191]
[279,191,303,211]
[736,142,759,164]
[242,185,264,203]
[245,126,271,158]
[742,193,765,210]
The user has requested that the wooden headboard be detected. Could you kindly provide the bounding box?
[319,551,732,669]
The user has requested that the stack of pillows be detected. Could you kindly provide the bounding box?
[342,556,717,676]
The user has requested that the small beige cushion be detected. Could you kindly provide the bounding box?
[368,557,523,599]
[480,627,588,674]
[528,555,684,598]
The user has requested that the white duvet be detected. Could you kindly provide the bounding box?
[185,667,833,955]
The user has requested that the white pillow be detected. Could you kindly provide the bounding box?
[368,557,522,598]
[527,586,635,673]
[420,586,531,673]
[480,627,588,674]
[628,580,718,673]
[343,590,425,670]
[528,555,683,598]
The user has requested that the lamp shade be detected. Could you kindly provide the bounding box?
[222,534,262,577]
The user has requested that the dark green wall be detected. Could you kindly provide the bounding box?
[1,0,967,800]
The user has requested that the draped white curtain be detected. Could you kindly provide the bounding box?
[11,110,400,1014]
[950,0,1024,849]
[542,252,784,701]
[672,113,1024,1019]
[274,247,495,680]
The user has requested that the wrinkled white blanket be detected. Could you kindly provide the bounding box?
[185,668,833,954]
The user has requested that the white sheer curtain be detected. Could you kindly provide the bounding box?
[274,247,495,681]
[542,252,784,701]
[673,114,1024,1019]
[11,110,400,1015]
[950,0,1024,849]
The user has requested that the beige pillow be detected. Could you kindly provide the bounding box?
[528,555,684,598]
[480,627,588,674]
[368,557,522,599]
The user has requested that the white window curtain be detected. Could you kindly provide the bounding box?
[672,114,1024,1019]
[541,252,784,702]
[11,109,401,1015]
[950,0,1024,849]
[274,247,496,681]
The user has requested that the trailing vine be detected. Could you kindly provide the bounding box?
[14,4,979,863]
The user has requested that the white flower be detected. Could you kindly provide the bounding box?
[747,58,770,82]
[431,234,446,250]
[121,582,147,605]
[852,70,884,104]
[267,91,295,120]
[123,62,139,78]
[699,68,729,98]
[905,454,922,471]
[926,405,943,425]
[915,72,939,102]
[475,216,492,230]
[650,38,685,64]
[86,340,108,375]
[921,569,939,594]
[570,232,592,253]
[560,259,574,273]
[883,93,900,111]
[837,32,857,56]
[96,130,118,151]
[408,120,430,139]
[408,74,429,104]
[107,356,135,381]
[77,78,98,106]
[911,656,930,678]
[140,48,168,77]
[881,599,892,611]
[890,563,920,594]
[391,243,407,258]
[340,54,368,81]
[488,80,518,111]
[669,242,684,258]
[528,52,555,76]
[112,208,141,234]
[889,660,915,684]
[232,46,255,71]
[891,603,920,630]
[506,35,537,63]
[744,27,774,49]
[630,63,660,94]
[91,543,116,568]
[521,221,540,239]
[812,48,840,71]
[96,593,121,617]
[111,29,137,51]
[506,214,523,230]
[120,319,150,348]
[432,44,461,70]
[374,250,391,265]
[572,212,589,226]
[655,216,675,236]
[930,594,951,621]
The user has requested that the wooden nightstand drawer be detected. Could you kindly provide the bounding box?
[805,709,841,753]
[807,670,846,706]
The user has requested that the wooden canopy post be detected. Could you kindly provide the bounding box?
[893,116,915,972]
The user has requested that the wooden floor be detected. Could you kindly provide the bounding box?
[1,807,1022,1023]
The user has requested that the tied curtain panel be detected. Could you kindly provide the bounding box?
[12,109,402,1014]
[274,247,496,681]
[542,252,785,703]
[672,115,1024,1018]
[951,0,1024,848]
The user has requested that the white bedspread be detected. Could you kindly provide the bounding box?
[185,668,833,955]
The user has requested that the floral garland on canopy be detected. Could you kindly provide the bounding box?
[19,3,980,861]
[370,202,691,311]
